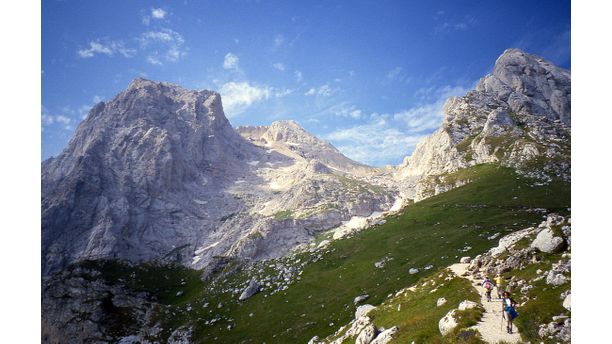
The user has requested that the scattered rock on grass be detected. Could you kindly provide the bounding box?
[437,297,447,307]
[439,309,458,335]
[354,294,369,304]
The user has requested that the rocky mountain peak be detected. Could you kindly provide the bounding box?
[398,49,570,195]
[263,120,325,145]
[476,48,570,124]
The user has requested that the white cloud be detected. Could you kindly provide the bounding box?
[78,28,185,64]
[325,103,363,119]
[139,28,186,65]
[219,81,291,117]
[151,8,166,19]
[272,63,285,71]
[77,41,135,58]
[435,15,477,33]
[394,85,470,132]
[383,66,410,85]
[42,112,72,130]
[274,34,285,47]
[146,56,162,65]
[294,70,303,82]
[322,83,473,166]
[223,52,240,70]
[326,119,425,166]
[305,84,334,97]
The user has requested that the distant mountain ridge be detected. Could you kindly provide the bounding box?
[41,79,395,276]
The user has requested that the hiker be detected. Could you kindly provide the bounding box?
[482,276,494,302]
[502,291,518,334]
[495,274,504,299]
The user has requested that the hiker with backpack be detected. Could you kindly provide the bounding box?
[502,291,518,334]
[482,276,494,302]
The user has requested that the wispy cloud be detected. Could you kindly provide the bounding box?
[151,8,166,19]
[305,84,336,97]
[382,66,411,85]
[77,27,185,65]
[326,118,425,166]
[323,103,363,119]
[219,81,291,117]
[223,52,240,70]
[139,28,186,64]
[322,83,473,166]
[394,85,470,132]
[272,63,285,71]
[77,40,135,58]
[294,70,303,82]
[274,34,285,48]
[143,7,167,25]
[435,15,477,33]
[42,113,72,129]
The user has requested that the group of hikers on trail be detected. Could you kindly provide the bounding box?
[481,274,519,334]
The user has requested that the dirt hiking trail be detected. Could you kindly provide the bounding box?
[449,263,522,344]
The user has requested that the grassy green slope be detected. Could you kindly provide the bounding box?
[366,269,485,344]
[78,164,570,343]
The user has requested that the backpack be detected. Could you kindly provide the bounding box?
[483,281,493,290]
[505,305,518,320]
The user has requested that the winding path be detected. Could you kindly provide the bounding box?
[449,263,522,344]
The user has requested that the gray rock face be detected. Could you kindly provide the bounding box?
[42,78,397,276]
[238,279,260,301]
[479,49,571,124]
[42,265,155,344]
[397,49,570,201]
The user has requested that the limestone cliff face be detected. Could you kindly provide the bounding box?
[396,49,570,200]
[42,79,396,276]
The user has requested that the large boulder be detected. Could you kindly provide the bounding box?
[370,326,399,344]
[460,256,471,264]
[238,279,260,301]
[439,309,458,335]
[531,227,565,253]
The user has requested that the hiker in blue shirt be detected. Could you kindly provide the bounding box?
[502,291,518,334]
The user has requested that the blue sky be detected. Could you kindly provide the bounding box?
[42,0,570,166]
